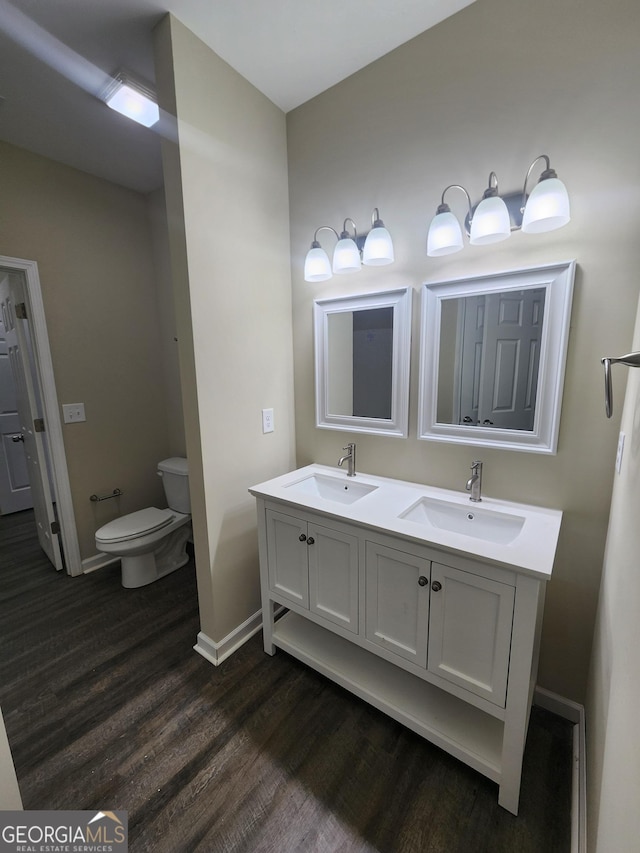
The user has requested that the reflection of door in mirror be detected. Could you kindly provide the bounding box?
[439,288,546,431]
[327,308,393,419]
[353,308,393,419]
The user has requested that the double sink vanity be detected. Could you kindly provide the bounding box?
[249,260,574,814]
[250,463,562,815]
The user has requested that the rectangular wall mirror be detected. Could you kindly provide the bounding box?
[314,287,412,437]
[418,261,575,453]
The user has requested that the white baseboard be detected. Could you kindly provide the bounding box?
[534,687,586,853]
[534,685,582,723]
[193,609,263,667]
[82,552,120,574]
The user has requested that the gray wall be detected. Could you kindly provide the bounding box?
[287,0,640,703]
[586,300,640,849]
[154,15,296,644]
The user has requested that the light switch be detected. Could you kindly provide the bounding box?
[62,403,86,423]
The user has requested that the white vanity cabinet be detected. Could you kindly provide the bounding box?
[251,465,562,817]
[265,507,359,633]
[365,542,516,708]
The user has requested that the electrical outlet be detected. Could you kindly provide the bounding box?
[62,403,86,424]
[262,408,274,434]
[615,431,625,474]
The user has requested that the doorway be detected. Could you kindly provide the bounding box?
[0,255,81,575]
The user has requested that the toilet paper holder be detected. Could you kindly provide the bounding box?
[90,488,123,502]
[601,352,640,418]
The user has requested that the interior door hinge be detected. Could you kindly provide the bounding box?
[51,521,60,535]
[15,302,28,319]
[34,418,45,432]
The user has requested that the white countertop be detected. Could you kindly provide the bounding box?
[249,464,562,580]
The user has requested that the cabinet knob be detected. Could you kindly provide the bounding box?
[298,533,307,542]
[307,536,315,545]
[431,581,442,592]
[418,576,428,586]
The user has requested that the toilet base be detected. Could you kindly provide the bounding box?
[121,523,192,588]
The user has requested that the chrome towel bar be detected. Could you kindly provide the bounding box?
[90,488,123,502]
[601,352,640,418]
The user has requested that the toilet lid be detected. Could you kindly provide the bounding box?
[95,507,175,543]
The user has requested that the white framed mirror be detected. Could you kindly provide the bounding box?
[418,261,575,453]
[314,287,412,437]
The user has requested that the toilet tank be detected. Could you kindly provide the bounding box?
[157,457,190,513]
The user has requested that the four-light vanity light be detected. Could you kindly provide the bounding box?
[304,208,394,282]
[426,155,570,257]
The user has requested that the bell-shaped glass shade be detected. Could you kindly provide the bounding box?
[469,196,511,245]
[522,177,571,233]
[304,246,332,282]
[333,237,361,274]
[427,211,464,256]
[362,226,394,265]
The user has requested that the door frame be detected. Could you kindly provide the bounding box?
[0,255,82,576]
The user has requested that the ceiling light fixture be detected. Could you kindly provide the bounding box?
[101,70,159,128]
[304,208,394,282]
[426,155,570,257]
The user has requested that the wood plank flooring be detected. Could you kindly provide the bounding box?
[0,509,572,852]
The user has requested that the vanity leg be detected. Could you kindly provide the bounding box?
[499,574,543,815]
[257,502,276,655]
[262,599,276,656]
[498,768,522,816]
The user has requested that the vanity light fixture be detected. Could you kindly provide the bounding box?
[304,208,394,282]
[426,155,570,257]
[101,70,159,128]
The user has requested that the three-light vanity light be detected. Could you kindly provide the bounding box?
[304,208,394,282]
[426,155,570,257]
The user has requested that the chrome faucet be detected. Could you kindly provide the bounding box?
[338,443,356,477]
[466,460,483,502]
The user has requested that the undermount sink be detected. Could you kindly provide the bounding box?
[285,473,378,505]
[399,496,526,545]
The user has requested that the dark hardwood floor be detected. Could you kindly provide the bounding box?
[0,509,572,852]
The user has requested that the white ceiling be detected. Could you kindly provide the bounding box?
[0,0,475,193]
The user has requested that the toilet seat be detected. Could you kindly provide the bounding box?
[95,507,175,544]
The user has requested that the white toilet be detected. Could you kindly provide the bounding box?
[95,457,192,588]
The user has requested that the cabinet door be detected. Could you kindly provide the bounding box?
[265,509,309,608]
[308,522,359,633]
[365,542,430,666]
[428,562,515,706]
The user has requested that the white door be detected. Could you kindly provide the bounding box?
[0,273,63,570]
[308,521,359,634]
[0,281,33,514]
[457,288,545,430]
[427,562,515,706]
[365,541,430,666]
[478,289,545,430]
[265,508,310,608]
